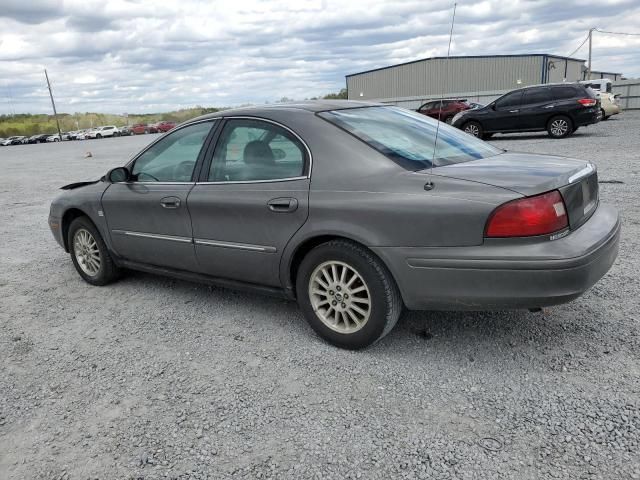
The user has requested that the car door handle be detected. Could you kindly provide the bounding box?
[509,109,520,113]
[267,197,298,213]
[543,104,556,109]
[160,196,181,209]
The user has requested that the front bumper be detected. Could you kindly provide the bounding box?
[373,204,620,310]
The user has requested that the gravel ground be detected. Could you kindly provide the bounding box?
[1,114,639,480]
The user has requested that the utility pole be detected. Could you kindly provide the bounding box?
[587,28,594,80]
[44,69,62,138]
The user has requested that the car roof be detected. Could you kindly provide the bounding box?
[190,100,383,123]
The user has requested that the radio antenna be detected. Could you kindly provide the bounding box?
[431,3,457,173]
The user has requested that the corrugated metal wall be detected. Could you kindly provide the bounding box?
[347,55,594,102]
[347,56,545,101]
[612,79,640,109]
[546,56,584,83]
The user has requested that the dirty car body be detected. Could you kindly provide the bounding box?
[49,101,620,349]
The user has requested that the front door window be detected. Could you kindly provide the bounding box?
[132,121,213,182]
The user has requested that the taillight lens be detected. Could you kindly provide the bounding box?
[485,190,568,238]
[577,98,597,107]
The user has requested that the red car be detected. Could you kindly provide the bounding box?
[130,124,148,135]
[156,121,176,133]
[416,99,470,124]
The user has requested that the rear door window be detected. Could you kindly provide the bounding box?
[522,87,552,105]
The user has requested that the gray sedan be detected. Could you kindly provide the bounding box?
[49,101,620,349]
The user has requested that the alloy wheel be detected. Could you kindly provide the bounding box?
[550,119,569,137]
[73,228,101,276]
[464,123,480,137]
[308,260,371,334]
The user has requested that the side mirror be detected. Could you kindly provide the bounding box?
[106,167,131,183]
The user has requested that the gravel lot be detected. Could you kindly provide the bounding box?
[1,113,639,480]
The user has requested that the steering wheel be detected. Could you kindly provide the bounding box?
[174,161,195,181]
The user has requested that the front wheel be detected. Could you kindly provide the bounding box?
[96,134,102,139]
[296,240,402,350]
[547,115,573,138]
[68,217,120,286]
[462,120,483,138]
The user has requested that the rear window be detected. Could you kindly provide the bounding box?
[551,86,578,100]
[319,106,502,169]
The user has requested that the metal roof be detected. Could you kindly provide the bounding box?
[346,54,588,78]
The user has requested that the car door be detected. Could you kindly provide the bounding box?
[101,120,217,271]
[485,90,524,132]
[518,87,554,130]
[188,117,311,287]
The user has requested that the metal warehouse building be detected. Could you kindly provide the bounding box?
[346,54,622,109]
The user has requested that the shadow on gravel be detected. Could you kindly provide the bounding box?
[489,130,604,141]
[117,270,576,360]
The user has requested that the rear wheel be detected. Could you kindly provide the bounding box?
[462,120,483,138]
[547,115,573,138]
[296,240,402,350]
[68,217,120,286]
[96,134,102,139]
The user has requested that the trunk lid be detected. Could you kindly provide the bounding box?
[430,152,598,230]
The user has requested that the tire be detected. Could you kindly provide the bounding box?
[547,115,573,139]
[68,216,120,286]
[96,134,102,139]
[462,120,483,138]
[54,138,60,142]
[444,115,454,124]
[296,240,402,350]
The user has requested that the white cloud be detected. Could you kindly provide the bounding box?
[0,0,638,114]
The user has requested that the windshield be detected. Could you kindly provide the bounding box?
[319,106,501,169]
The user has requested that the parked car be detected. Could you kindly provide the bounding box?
[156,121,176,133]
[452,83,600,139]
[416,99,470,123]
[49,101,620,349]
[147,123,160,134]
[119,126,132,136]
[76,130,89,140]
[130,124,149,135]
[47,132,70,142]
[597,91,621,120]
[66,130,82,140]
[2,136,26,145]
[86,126,120,139]
[28,134,51,144]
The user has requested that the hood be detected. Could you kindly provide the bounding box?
[430,152,591,196]
[61,180,100,190]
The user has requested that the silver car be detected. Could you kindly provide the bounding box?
[49,101,620,349]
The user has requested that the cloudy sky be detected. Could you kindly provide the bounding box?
[1,0,639,114]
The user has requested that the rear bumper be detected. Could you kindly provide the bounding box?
[574,108,600,127]
[373,204,620,310]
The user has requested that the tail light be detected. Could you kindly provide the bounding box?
[485,190,568,238]
[577,98,597,107]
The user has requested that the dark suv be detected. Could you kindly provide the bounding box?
[452,84,600,139]
[416,99,470,124]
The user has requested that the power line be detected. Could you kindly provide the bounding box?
[594,28,640,36]
[566,31,590,57]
